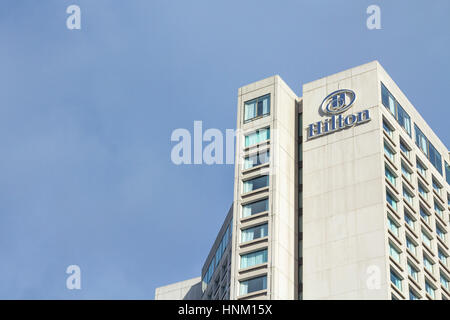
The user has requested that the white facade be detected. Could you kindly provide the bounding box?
[302,61,449,300]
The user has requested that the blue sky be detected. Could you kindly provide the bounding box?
[0,0,448,299]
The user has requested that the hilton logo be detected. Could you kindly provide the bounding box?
[307,89,370,139]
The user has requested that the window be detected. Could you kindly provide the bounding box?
[420,206,430,224]
[243,175,269,193]
[397,104,411,136]
[385,166,396,186]
[245,128,270,147]
[440,273,450,291]
[432,178,442,196]
[436,224,446,241]
[401,162,412,181]
[241,224,268,243]
[240,249,268,269]
[438,248,448,265]
[239,275,267,295]
[406,237,417,255]
[298,142,302,162]
[400,139,410,158]
[415,124,428,156]
[242,198,268,218]
[428,142,442,175]
[383,119,393,138]
[407,262,419,282]
[434,201,444,220]
[409,289,420,300]
[422,230,432,249]
[381,83,411,135]
[403,186,413,205]
[298,191,302,209]
[244,151,270,169]
[404,211,415,229]
[425,280,435,299]
[446,162,450,185]
[384,142,395,162]
[423,255,434,273]
[388,216,399,237]
[416,159,427,177]
[381,83,396,116]
[389,243,401,264]
[244,95,270,122]
[386,190,398,211]
[298,167,302,185]
[298,114,303,137]
[415,124,443,175]
[418,183,428,200]
[390,268,402,291]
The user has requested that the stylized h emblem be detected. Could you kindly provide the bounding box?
[331,93,345,110]
[320,89,356,115]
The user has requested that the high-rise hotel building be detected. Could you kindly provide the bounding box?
[155,61,450,300]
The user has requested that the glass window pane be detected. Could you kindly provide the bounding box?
[384,142,394,161]
[388,216,399,236]
[245,128,270,147]
[389,243,401,263]
[239,275,267,295]
[244,100,256,121]
[415,124,428,156]
[425,281,435,298]
[385,166,396,185]
[241,224,268,243]
[388,95,396,115]
[406,237,416,255]
[397,104,411,136]
[390,269,402,290]
[244,151,270,169]
[261,95,270,115]
[446,162,450,185]
[428,142,442,175]
[381,83,390,108]
[386,191,398,211]
[240,249,268,269]
[242,198,268,217]
[244,95,270,122]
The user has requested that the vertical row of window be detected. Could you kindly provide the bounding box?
[201,221,232,292]
[238,94,272,297]
[381,82,445,178]
[384,119,450,300]
[298,113,303,300]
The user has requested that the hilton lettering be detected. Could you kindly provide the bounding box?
[307,109,370,139]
